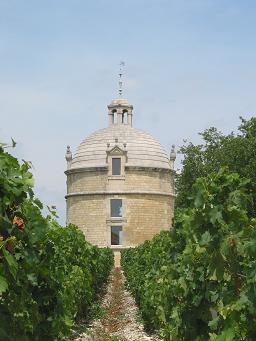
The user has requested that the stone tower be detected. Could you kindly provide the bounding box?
[65,98,176,262]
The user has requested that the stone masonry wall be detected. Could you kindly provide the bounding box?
[67,169,108,194]
[67,167,174,194]
[66,167,175,248]
[67,192,174,248]
[124,194,173,246]
[124,168,173,193]
[67,195,107,247]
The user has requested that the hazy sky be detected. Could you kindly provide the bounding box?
[1,0,256,224]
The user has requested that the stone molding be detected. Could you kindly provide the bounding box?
[109,245,135,250]
[125,166,173,174]
[65,166,108,175]
[106,145,128,163]
[106,217,128,224]
[65,165,173,175]
[65,190,175,198]
[107,175,126,180]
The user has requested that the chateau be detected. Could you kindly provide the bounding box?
[65,96,176,264]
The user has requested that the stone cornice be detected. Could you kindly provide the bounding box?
[65,166,108,175]
[65,165,174,175]
[125,166,172,173]
[65,190,175,199]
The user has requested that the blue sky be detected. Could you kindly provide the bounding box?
[1,0,256,224]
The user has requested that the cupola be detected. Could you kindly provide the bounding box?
[107,98,133,127]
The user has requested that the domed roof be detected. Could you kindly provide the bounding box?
[68,98,172,171]
[70,125,171,170]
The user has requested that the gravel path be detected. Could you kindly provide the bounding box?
[70,268,162,341]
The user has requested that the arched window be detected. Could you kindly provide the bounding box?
[122,110,128,124]
[112,109,117,124]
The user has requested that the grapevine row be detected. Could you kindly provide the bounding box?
[0,144,114,340]
[122,168,256,340]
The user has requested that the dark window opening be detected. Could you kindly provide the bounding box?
[122,111,128,124]
[112,158,121,175]
[111,199,122,217]
[111,226,122,245]
[113,110,117,124]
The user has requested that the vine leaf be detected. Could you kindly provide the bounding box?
[2,248,18,278]
[0,275,8,294]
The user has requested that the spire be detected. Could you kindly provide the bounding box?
[118,61,125,97]
[108,62,133,127]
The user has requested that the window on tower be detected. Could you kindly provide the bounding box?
[111,226,122,245]
[112,158,121,175]
[113,110,117,124]
[111,199,122,217]
[122,111,128,124]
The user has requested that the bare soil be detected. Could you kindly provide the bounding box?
[69,268,162,341]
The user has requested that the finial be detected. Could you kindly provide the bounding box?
[170,145,176,159]
[170,144,176,170]
[65,145,72,169]
[118,61,125,97]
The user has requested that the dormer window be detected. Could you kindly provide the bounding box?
[106,143,127,178]
[112,158,121,175]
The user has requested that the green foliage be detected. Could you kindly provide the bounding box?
[0,143,114,340]
[122,168,256,340]
[176,117,256,217]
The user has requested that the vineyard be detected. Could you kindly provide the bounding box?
[121,117,256,341]
[1,117,256,341]
[122,168,256,340]
[0,142,114,340]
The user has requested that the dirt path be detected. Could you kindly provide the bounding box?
[71,268,162,341]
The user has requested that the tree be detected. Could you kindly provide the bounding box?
[175,117,256,217]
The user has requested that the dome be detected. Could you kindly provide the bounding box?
[70,125,171,170]
[110,98,130,106]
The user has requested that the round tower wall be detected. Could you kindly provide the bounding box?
[66,167,175,248]
[66,167,174,195]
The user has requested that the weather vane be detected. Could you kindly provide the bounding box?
[118,61,125,97]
